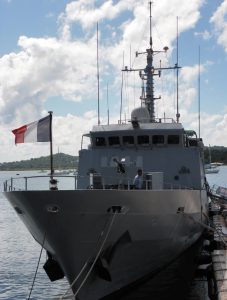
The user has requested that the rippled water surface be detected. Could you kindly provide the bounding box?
[0,171,71,300]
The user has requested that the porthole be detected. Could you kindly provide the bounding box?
[46,205,60,213]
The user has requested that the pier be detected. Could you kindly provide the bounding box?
[207,191,227,300]
[187,187,227,300]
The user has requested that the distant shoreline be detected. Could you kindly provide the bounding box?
[0,147,227,171]
[0,153,78,172]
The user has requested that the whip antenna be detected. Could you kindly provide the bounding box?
[176,16,180,123]
[198,46,201,138]
[149,1,153,47]
[120,52,124,123]
[97,22,100,125]
[107,83,109,125]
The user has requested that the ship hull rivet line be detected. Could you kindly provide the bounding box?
[59,209,121,299]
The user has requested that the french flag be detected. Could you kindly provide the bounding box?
[12,115,51,144]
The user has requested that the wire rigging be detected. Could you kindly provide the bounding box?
[27,231,46,300]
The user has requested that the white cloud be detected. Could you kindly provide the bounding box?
[0,35,100,125]
[0,0,206,125]
[4,0,227,163]
[58,0,135,36]
[201,113,227,146]
[210,0,227,52]
[194,30,212,40]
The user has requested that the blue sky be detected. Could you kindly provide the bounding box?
[0,1,66,53]
[0,0,227,162]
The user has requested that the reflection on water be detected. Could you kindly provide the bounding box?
[0,167,226,299]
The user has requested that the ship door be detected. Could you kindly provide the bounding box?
[145,173,153,190]
[89,173,103,189]
[145,172,164,190]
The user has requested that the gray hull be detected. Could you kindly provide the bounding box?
[5,189,208,300]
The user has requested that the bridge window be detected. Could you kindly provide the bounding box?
[168,135,180,144]
[153,135,164,144]
[109,136,120,146]
[137,135,149,145]
[123,136,134,145]
[95,137,106,146]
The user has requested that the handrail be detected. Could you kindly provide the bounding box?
[3,175,78,192]
[118,117,176,125]
[3,174,197,192]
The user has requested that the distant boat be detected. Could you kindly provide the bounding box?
[48,169,71,176]
[210,162,224,167]
[38,169,47,173]
[205,167,219,174]
[205,145,220,174]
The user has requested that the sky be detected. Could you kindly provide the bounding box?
[0,0,227,162]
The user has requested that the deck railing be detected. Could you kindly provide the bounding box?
[118,117,176,124]
[3,174,194,192]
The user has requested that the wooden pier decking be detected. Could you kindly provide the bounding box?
[210,200,227,300]
[212,250,227,300]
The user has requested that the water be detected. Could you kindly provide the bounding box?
[0,171,70,300]
[1,167,226,300]
[206,165,227,188]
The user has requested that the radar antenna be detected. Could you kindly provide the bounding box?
[122,1,181,123]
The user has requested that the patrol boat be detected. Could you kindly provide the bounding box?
[4,7,209,300]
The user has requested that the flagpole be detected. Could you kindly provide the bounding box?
[48,111,54,179]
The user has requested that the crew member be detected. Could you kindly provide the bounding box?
[133,169,143,189]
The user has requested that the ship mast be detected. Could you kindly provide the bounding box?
[138,1,166,122]
[123,1,180,123]
[146,1,156,121]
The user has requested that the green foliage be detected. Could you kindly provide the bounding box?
[204,146,227,164]
[1,146,227,171]
[0,153,79,171]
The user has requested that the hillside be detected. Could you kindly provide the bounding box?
[0,153,79,171]
[204,146,227,164]
[0,146,226,171]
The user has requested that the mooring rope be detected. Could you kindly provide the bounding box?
[58,262,88,299]
[27,230,46,300]
[185,212,227,249]
[73,211,117,297]
[59,211,117,299]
